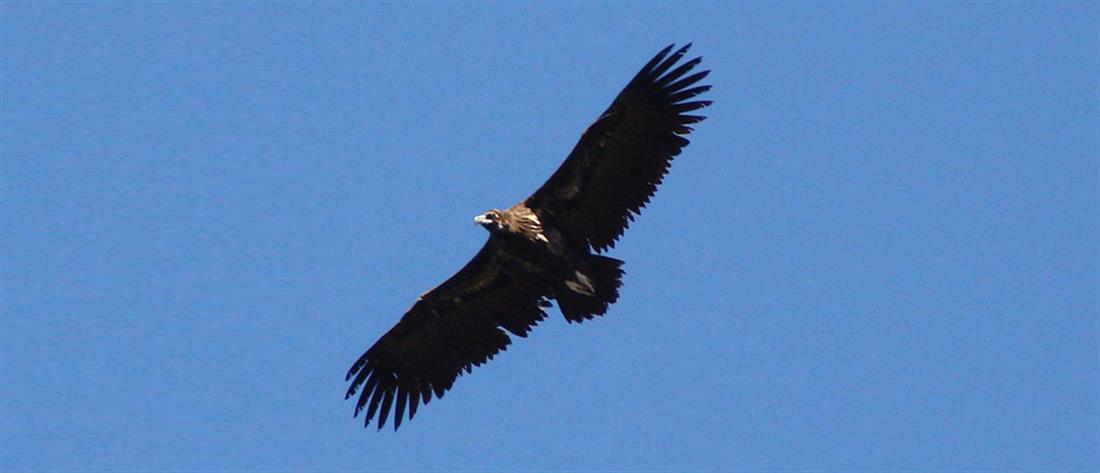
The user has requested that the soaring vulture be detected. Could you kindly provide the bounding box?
[346,44,711,430]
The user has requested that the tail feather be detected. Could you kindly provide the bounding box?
[557,255,625,323]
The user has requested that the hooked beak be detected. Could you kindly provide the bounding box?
[474,214,491,226]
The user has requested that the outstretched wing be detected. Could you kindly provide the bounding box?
[345,239,553,430]
[526,44,711,252]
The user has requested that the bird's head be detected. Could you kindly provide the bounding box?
[474,210,505,232]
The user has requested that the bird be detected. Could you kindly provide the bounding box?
[346,44,711,430]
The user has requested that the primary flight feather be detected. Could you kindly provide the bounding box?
[346,44,711,430]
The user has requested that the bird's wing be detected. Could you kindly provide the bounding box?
[345,239,553,430]
[526,44,711,252]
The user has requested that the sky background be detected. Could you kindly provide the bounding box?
[2,3,1097,472]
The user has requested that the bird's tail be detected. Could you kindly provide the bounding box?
[556,255,625,323]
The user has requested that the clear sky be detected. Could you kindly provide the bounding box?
[2,2,1097,471]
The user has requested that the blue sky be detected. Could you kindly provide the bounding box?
[2,2,1097,471]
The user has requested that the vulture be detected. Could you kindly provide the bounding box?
[346,44,711,430]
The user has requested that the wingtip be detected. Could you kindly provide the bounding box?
[667,44,692,65]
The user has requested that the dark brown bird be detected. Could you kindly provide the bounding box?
[346,44,711,430]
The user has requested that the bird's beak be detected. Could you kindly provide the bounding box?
[474,214,490,226]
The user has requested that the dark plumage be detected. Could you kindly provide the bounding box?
[346,44,711,430]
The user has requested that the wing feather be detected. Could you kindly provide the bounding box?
[345,239,552,430]
[527,43,711,251]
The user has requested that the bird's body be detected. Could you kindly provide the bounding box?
[476,203,625,320]
[346,44,711,430]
